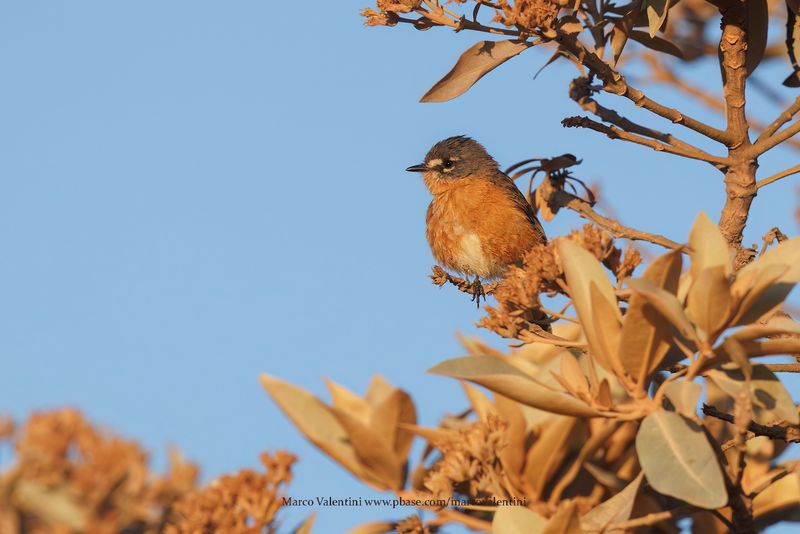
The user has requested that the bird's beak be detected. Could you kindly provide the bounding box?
[406,163,427,173]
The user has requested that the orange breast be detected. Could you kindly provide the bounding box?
[425,176,541,279]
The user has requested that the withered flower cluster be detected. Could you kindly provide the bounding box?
[481,224,641,341]
[419,415,508,502]
[492,0,565,30]
[0,409,298,534]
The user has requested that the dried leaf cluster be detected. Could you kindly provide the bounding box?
[260,2,800,533]
[267,215,800,533]
[0,409,302,534]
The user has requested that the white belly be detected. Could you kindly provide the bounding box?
[457,233,498,279]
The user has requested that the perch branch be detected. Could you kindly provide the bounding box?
[548,187,683,251]
[430,266,498,297]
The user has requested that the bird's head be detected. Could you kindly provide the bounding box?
[406,136,499,184]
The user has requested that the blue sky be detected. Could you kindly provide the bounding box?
[0,1,798,531]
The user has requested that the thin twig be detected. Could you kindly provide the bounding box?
[637,52,800,152]
[750,120,800,157]
[568,77,727,167]
[756,164,800,189]
[759,363,800,373]
[400,13,731,145]
[562,115,727,165]
[702,404,800,443]
[757,96,800,143]
[554,33,731,144]
[549,187,684,251]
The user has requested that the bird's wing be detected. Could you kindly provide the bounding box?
[490,171,547,243]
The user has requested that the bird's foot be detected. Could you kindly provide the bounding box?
[470,276,486,307]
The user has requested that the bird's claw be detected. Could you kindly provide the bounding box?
[470,277,486,307]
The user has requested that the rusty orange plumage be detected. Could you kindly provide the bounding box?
[407,136,546,288]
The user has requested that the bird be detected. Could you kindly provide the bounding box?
[406,136,547,301]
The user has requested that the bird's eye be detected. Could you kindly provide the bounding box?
[442,160,455,170]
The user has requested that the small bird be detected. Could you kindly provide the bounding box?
[406,136,547,300]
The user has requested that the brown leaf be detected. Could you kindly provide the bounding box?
[722,337,752,381]
[594,378,614,410]
[629,30,684,59]
[559,239,622,372]
[728,316,800,342]
[371,389,417,459]
[752,472,800,519]
[611,3,642,65]
[524,417,581,498]
[685,266,732,341]
[644,0,672,37]
[462,381,497,421]
[618,250,682,380]
[745,0,769,75]
[590,282,623,374]
[784,8,800,87]
[365,374,396,405]
[331,406,404,490]
[627,278,697,342]
[494,394,527,482]
[731,264,791,326]
[260,375,367,480]
[636,411,727,509]
[428,356,600,417]
[560,352,590,399]
[583,463,628,491]
[663,380,702,418]
[543,501,582,534]
[689,212,731,279]
[556,15,583,35]
[581,472,644,532]
[420,40,534,103]
[492,505,548,533]
[738,237,800,283]
[398,423,451,444]
[706,363,799,425]
[325,379,371,424]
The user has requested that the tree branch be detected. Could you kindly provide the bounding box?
[756,164,800,189]
[548,187,684,251]
[702,404,800,443]
[561,116,726,165]
[398,12,731,146]
[554,34,731,144]
[716,4,758,260]
[568,77,728,167]
[750,119,800,156]
[756,96,800,143]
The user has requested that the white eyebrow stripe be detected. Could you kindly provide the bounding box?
[427,158,442,167]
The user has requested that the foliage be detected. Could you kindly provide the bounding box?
[264,1,800,532]
[0,409,304,534]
